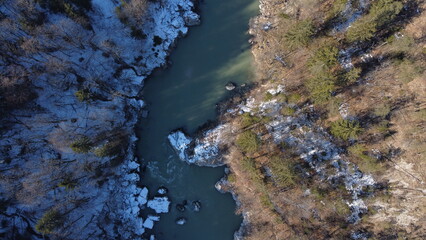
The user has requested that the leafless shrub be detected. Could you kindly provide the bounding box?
[44,56,69,74]
[118,0,148,25]
[20,37,42,55]
[15,159,61,206]
[101,39,122,57]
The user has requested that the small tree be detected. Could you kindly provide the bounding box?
[343,67,361,85]
[330,119,363,140]
[326,0,349,19]
[240,113,262,128]
[397,59,423,83]
[94,141,122,157]
[70,136,92,153]
[236,131,260,154]
[369,0,403,26]
[374,103,391,117]
[74,89,92,102]
[264,92,274,101]
[284,20,314,49]
[348,144,381,173]
[268,156,296,188]
[241,157,263,185]
[306,72,337,104]
[386,35,414,54]
[58,176,77,190]
[346,18,377,42]
[35,209,63,235]
[346,0,403,43]
[308,45,339,69]
[287,93,302,104]
[310,82,336,104]
[281,106,296,116]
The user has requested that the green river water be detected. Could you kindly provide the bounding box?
[136,0,258,239]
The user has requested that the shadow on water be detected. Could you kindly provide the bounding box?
[136,0,259,239]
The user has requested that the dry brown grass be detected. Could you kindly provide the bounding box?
[333,3,426,235]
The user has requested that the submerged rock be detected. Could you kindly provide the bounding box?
[176,203,186,212]
[176,217,187,225]
[142,110,149,118]
[176,200,188,212]
[192,201,201,212]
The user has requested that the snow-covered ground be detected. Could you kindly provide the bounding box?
[168,124,230,167]
[0,0,198,239]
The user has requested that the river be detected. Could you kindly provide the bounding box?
[136,0,258,239]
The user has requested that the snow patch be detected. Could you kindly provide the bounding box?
[147,197,171,213]
[168,125,230,166]
[167,131,192,160]
[143,215,160,229]
[266,84,285,95]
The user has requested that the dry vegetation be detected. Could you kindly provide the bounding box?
[222,0,426,239]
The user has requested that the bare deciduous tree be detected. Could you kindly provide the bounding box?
[20,37,42,55]
[44,56,69,75]
[119,0,148,25]
[16,159,62,206]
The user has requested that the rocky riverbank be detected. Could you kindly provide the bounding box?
[0,0,199,239]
